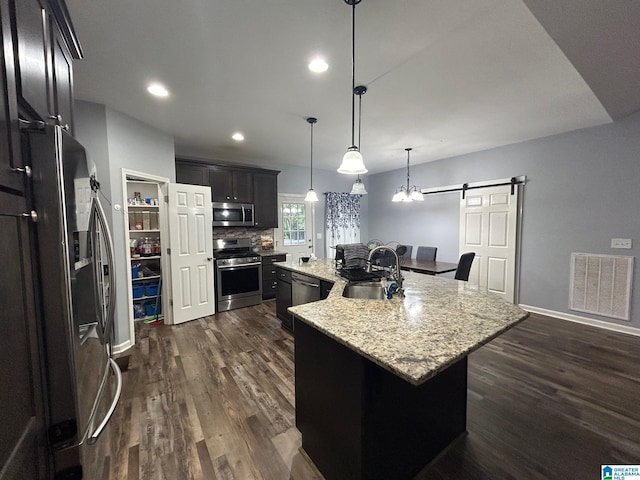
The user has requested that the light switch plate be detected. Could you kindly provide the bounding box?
[611,238,632,249]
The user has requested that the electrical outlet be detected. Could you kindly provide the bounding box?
[611,238,632,249]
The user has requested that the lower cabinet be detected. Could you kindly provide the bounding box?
[262,253,286,300]
[275,267,292,330]
[320,280,334,300]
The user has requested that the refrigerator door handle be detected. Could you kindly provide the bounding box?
[89,196,117,344]
[87,358,122,445]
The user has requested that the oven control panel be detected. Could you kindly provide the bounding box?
[216,256,261,267]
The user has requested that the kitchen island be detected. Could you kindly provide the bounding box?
[281,259,528,480]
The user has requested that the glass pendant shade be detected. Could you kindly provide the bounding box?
[338,147,367,174]
[350,177,367,195]
[392,148,423,203]
[339,0,368,174]
[410,187,424,201]
[305,117,319,202]
[392,189,406,202]
[305,188,319,202]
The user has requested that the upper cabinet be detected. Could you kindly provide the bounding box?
[209,166,253,203]
[176,159,280,228]
[175,162,209,186]
[253,172,278,228]
[13,0,49,122]
[1,0,81,192]
[50,21,73,131]
[10,0,78,133]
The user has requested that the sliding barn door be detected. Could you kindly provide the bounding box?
[459,184,519,302]
[168,184,214,323]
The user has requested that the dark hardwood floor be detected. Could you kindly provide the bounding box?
[102,301,640,479]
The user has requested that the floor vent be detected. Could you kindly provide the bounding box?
[569,253,634,320]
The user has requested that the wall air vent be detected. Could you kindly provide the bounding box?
[569,253,634,321]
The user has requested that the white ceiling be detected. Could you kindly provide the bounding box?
[66,0,640,175]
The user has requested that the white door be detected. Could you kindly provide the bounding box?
[168,183,215,323]
[275,194,314,260]
[459,184,519,302]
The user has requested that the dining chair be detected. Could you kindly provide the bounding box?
[400,245,413,260]
[454,252,476,281]
[416,246,437,261]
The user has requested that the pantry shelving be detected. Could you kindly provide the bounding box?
[125,178,165,324]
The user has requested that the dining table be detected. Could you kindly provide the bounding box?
[400,258,458,275]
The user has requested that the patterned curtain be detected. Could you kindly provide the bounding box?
[325,192,361,256]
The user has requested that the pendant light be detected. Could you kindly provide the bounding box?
[392,148,424,202]
[338,0,367,175]
[350,85,368,195]
[304,117,319,202]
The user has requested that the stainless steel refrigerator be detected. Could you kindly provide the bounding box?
[27,124,122,479]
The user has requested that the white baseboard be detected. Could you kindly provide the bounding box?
[519,304,640,337]
[112,339,132,354]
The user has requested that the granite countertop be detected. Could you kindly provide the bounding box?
[281,259,529,386]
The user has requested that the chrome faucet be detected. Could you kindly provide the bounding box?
[367,245,404,296]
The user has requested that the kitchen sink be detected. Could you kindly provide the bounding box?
[342,281,386,300]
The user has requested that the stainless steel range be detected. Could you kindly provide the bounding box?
[214,238,262,311]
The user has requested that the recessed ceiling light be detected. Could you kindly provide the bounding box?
[308,57,329,73]
[231,132,245,141]
[147,83,169,97]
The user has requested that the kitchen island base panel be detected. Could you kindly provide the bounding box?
[295,319,468,480]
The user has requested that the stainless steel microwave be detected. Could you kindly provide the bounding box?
[212,202,254,227]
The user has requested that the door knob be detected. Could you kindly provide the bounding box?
[207,257,212,261]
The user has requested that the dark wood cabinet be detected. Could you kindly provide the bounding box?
[9,0,77,133]
[1,0,80,476]
[176,160,279,226]
[262,253,286,300]
[253,172,278,228]
[320,280,334,300]
[209,166,253,203]
[0,192,47,479]
[13,0,50,122]
[0,37,24,192]
[175,162,209,186]
[275,266,292,330]
[50,21,73,132]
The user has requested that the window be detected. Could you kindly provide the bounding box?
[282,202,307,246]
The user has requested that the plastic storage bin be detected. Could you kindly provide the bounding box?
[145,282,159,296]
[132,285,144,299]
[145,300,161,317]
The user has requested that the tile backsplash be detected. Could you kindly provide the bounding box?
[213,227,275,249]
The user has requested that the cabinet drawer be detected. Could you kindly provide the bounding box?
[262,254,286,264]
[262,281,278,300]
[263,267,279,279]
[276,267,291,284]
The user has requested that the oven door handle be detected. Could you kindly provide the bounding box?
[217,262,262,270]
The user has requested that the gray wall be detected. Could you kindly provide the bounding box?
[75,100,175,347]
[368,111,640,328]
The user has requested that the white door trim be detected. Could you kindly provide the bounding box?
[121,169,171,348]
[275,193,315,260]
